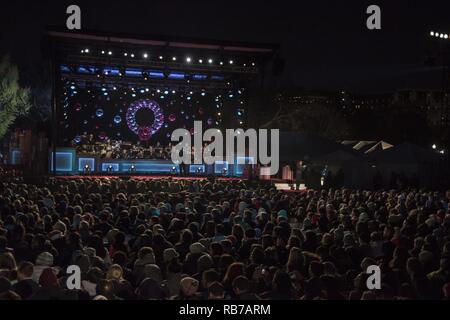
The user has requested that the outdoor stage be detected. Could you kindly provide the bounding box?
[49,148,255,178]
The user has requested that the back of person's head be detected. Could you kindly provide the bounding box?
[250,246,265,264]
[0,252,17,270]
[17,261,34,279]
[180,229,193,244]
[309,261,324,278]
[223,262,244,285]
[215,224,225,235]
[96,279,114,298]
[232,275,250,295]
[202,269,220,289]
[208,281,225,299]
[112,251,127,266]
[137,247,154,259]
[210,242,223,256]
[272,270,292,296]
[38,268,59,288]
[87,267,104,284]
[167,259,183,274]
[245,228,256,239]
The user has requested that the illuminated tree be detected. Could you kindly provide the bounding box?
[0,55,31,139]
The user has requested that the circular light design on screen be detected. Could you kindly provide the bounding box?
[96,108,104,117]
[126,99,164,140]
[74,135,81,144]
[168,113,176,122]
[113,115,122,124]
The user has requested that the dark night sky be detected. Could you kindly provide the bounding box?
[1,0,449,92]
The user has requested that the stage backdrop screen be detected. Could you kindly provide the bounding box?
[58,81,244,146]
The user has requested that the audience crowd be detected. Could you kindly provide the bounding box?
[0,176,450,300]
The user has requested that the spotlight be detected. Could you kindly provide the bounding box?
[445,34,449,39]
[84,48,89,53]
[432,144,437,149]
[159,55,163,60]
[229,60,234,64]
[172,57,177,61]
[101,50,105,54]
[186,57,192,63]
[220,61,224,65]
[440,150,445,154]
[124,52,128,56]
[208,58,213,64]
[199,59,203,63]
[251,62,255,66]
[108,51,112,55]
[440,34,444,38]
[143,53,148,58]
[430,31,434,36]
[130,53,135,58]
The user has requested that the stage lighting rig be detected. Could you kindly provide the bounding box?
[430,30,449,40]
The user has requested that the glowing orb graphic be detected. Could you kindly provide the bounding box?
[113,115,122,124]
[95,108,104,117]
[126,99,164,141]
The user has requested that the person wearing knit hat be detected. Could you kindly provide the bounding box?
[189,242,206,255]
[107,264,124,281]
[197,254,213,274]
[53,220,67,234]
[179,277,199,297]
[36,252,54,267]
[32,252,55,283]
[163,248,180,264]
[277,209,288,219]
[139,264,163,284]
